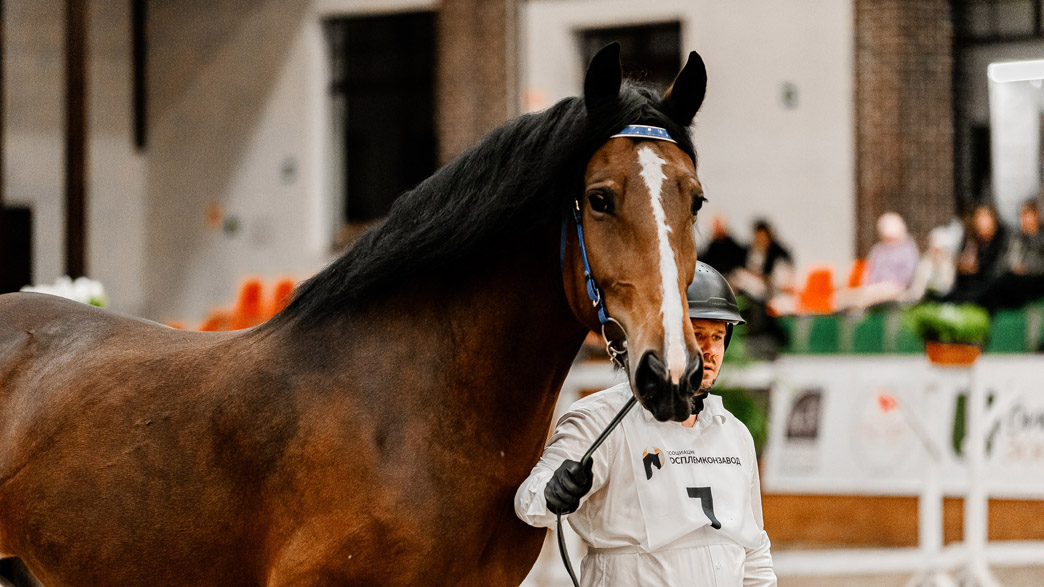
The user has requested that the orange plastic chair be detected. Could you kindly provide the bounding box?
[846,258,867,288]
[796,266,835,314]
[231,278,265,330]
[270,278,296,318]
[198,310,232,332]
[191,276,299,331]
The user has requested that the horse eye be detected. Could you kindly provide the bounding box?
[588,190,613,215]
[691,195,707,216]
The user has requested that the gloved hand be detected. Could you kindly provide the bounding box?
[544,459,594,515]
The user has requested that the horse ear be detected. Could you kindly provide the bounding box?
[583,42,622,112]
[661,51,708,127]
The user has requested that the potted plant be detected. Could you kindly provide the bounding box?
[902,302,990,366]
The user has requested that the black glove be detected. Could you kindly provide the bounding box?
[544,459,594,515]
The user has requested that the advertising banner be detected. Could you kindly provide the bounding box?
[761,356,1044,498]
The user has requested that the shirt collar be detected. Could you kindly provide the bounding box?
[700,393,728,426]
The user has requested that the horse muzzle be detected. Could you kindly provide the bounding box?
[632,350,704,422]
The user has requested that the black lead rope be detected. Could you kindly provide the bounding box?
[556,396,638,587]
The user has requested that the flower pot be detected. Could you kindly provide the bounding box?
[924,340,981,367]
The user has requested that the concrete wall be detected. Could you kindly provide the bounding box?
[4,0,147,315]
[961,41,1044,225]
[521,0,856,280]
[143,0,317,322]
[989,77,1042,224]
[142,0,455,323]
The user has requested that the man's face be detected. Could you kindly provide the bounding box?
[1020,208,1040,235]
[691,318,728,393]
[752,229,770,251]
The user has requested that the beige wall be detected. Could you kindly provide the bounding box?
[4,0,147,314]
[143,0,321,322]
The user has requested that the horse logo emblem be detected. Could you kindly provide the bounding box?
[642,447,666,480]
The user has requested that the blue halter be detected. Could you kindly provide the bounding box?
[560,124,677,359]
[571,197,612,325]
[610,124,677,143]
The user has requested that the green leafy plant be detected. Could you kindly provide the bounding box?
[711,386,768,457]
[721,325,754,366]
[902,302,990,345]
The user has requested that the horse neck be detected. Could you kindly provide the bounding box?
[278,227,588,463]
[415,234,588,451]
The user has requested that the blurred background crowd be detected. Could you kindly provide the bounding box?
[700,197,1044,359]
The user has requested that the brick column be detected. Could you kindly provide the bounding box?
[855,0,955,255]
[436,0,517,164]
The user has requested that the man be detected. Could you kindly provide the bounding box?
[1004,200,1044,278]
[515,262,776,586]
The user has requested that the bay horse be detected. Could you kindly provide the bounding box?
[0,43,709,586]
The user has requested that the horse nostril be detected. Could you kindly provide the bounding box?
[684,354,705,392]
[635,351,667,399]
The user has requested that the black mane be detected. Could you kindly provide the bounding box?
[274,82,696,326]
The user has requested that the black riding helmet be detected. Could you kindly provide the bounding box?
[687,261,745,350]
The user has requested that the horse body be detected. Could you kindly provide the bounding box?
[0,43,711,585]
[0,293,279,585]
[0,234,580,586]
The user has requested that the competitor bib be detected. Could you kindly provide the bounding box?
[622,403,763,552]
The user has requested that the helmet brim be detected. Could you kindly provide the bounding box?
[688,308,745,324]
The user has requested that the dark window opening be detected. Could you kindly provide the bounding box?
[579,22,682,94]
[953,0,1044,45]
[326,13,437,232]
[132,0,147,150]
[0,207,33,294]
[970,123,993,202]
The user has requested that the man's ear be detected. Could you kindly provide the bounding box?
[660,51,707,127]
[583,42,622,113]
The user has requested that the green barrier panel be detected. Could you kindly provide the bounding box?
[777,316,799,354]
[807,315,841,354]
[894,320,923,354]
[852,312,886,354]
[986,308,1027,353]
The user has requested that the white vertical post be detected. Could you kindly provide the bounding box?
[920,390,944,560]
[962,365,1000,587]
[906,368,957,587]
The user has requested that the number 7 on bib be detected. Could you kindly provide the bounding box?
[686,486,722,529]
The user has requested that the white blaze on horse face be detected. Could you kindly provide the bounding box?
[637,145,687,384]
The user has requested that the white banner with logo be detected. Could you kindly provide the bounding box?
[760,356,1044,498]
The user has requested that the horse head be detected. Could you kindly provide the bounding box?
[564,44,708,422]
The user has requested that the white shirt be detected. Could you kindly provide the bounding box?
[516,383,776,587]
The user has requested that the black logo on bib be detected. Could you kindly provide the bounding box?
[642,447,665,480]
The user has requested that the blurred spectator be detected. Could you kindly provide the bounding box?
[1005,200,1044,277]
[732,219,794,358]
[948,204,1008,302]
[732,219,796,303]
[699,216,746,275]
[837,212,918,310]
[969,199,1044,311]
[905,222,961,302]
